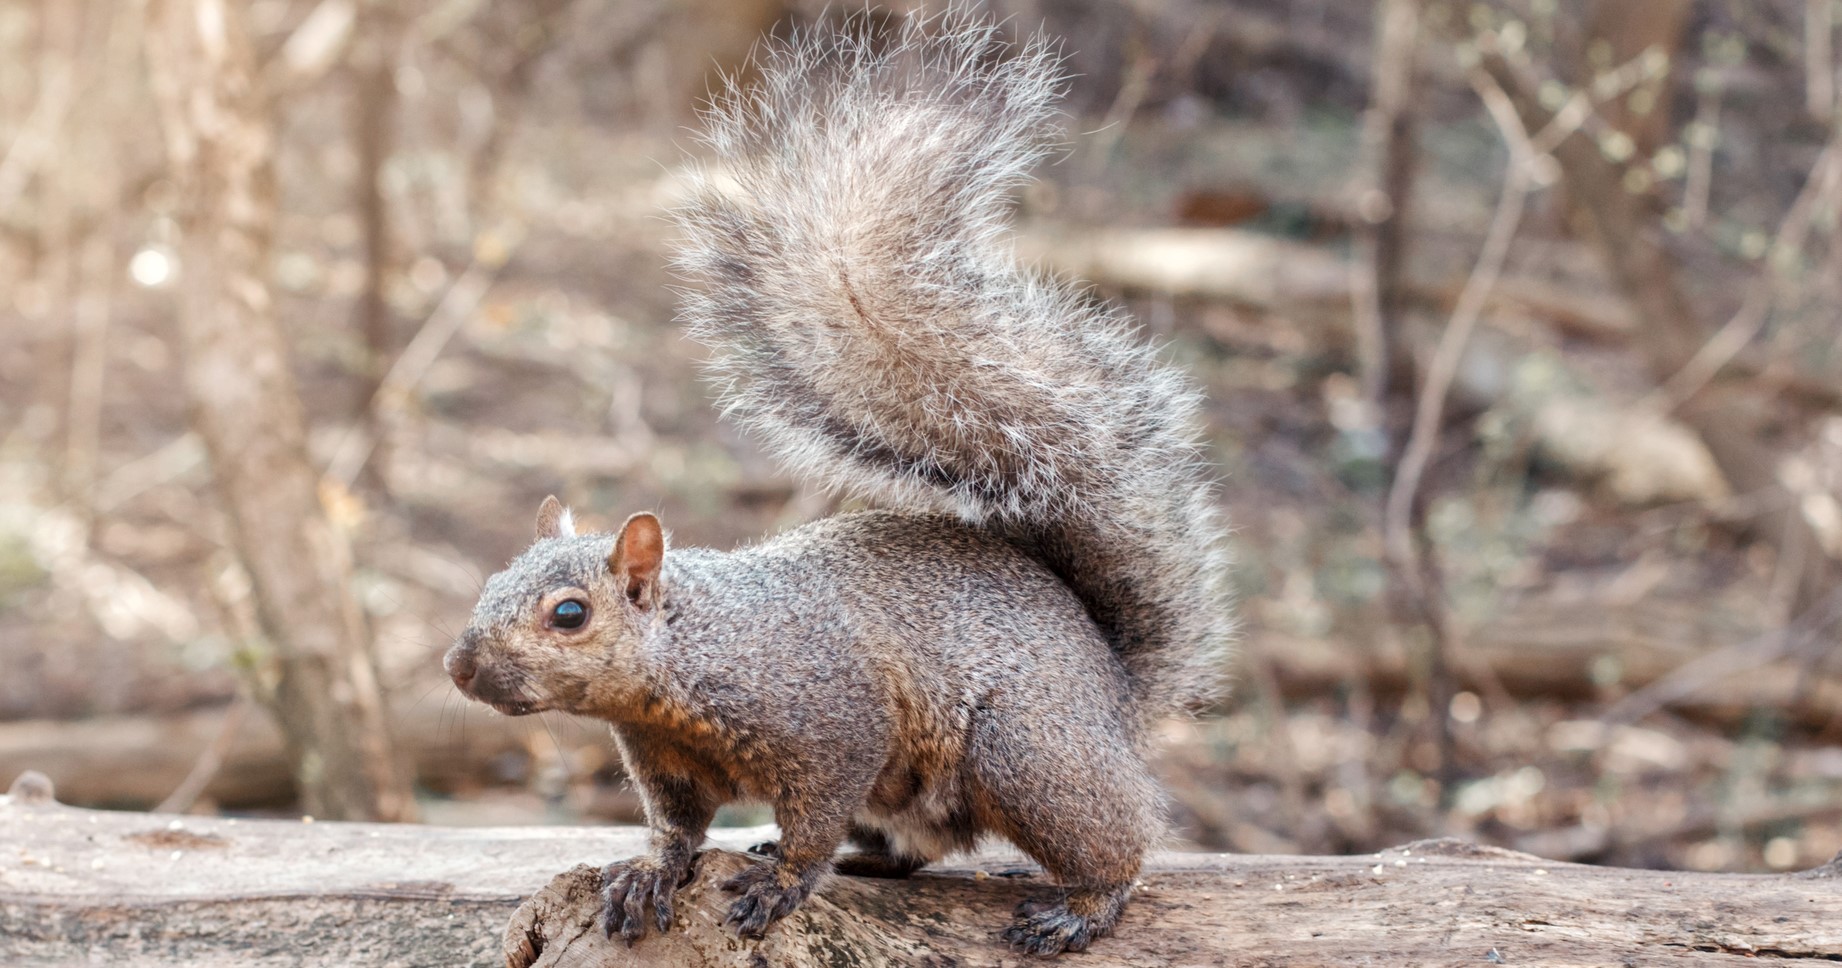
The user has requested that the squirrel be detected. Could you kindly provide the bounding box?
[443,11,1232,957]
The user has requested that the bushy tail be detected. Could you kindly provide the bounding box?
[673,12,1233,719]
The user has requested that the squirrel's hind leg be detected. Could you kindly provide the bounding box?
[967,705,1158,955]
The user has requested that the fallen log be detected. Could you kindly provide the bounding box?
[1016,220,1638,341]
[1014,222,1355,311]
[1260,599,1842,731]
[2,773,1838,967]
[0,696,607,810]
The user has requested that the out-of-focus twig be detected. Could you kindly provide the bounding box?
[64,228,116,528]
[1810,0,1836,121]
[155,694,253,815]
[323,229,520,490]
[1641,138,1842,418]
[1601,583,1842,729]
[1382,59,1540,580]
[54,2,126,531]
[1082,43,1162,180]
[1382,32,1664,574]
[1376,30,1624,800]
[0,32,76,213]
[1684,72,1723,231]
[94,433,206,512]
[276,0,356,83]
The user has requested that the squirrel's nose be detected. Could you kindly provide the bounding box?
[445,645,478,691]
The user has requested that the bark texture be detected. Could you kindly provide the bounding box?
[141,0,411,821]
[1,777,1837,967]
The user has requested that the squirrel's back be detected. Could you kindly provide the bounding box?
[674,13,1233,720]
[679,509,1138,713]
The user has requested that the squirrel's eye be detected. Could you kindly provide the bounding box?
[550,599,588,630]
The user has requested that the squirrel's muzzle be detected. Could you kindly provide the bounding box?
[444,634,542,715]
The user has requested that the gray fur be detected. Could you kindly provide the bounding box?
[447,10,1234,956]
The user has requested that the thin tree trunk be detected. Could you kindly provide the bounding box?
[353,15,395,400]
[350,3,398,489]
[141,0,412,822]
[1356,0,1469,798]
[57,0,115,530]
[26,0,80,486]
[1354,0,1423,409]
[1581,0,1695,161]
[1811,0,1836,121]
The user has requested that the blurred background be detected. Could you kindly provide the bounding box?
[2,0,1840,876]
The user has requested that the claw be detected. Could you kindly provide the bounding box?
[1002,900,1102,957]
[599,858,683,944]
[655,887,674,935]
[621,874,651,944]
[719,860,813,939]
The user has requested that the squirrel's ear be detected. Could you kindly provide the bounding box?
[609,512,665,607]
[535,495,575,540]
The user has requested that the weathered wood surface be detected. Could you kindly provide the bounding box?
[1,775,1838,967]
[0,774,746,967]
[509,848,1842,967]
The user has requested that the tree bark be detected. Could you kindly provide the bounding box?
[2,778,1837,967]
[141,0,412,821]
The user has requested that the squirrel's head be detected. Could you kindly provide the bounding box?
[443,496,666,717]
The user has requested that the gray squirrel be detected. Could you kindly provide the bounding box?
[444,11,1233,956]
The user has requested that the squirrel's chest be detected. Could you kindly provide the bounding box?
[612,715,755,800]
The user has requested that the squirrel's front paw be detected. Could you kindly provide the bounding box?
[719,861,815,939]
[600,858,682,944]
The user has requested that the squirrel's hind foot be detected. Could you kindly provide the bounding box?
[1001,885,1130,957]
[720,859,820,939]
